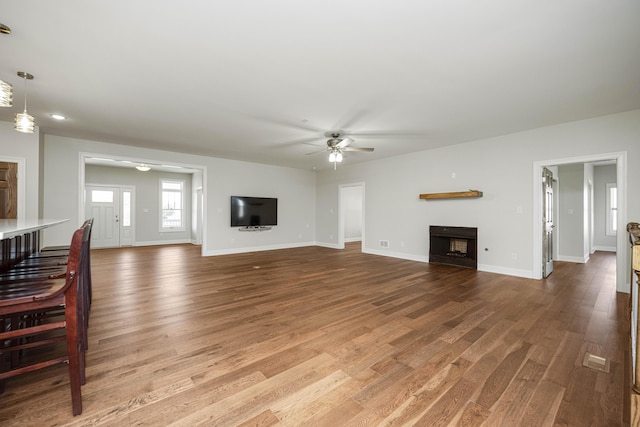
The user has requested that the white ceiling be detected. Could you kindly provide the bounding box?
[1,1,639,171]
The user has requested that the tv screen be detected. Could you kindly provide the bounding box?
[230,196,278,227]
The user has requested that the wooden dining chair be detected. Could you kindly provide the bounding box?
[0,222,91,416]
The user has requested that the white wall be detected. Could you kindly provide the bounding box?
[593,164,617,251]
[557,164,587,262]
[316,109,640,291]
[192,170,203,244]
[42,134,317,255]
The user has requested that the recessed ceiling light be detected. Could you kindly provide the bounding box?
[50,113,66,120]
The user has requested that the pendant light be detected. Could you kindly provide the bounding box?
[0,24,11,107]
[0,78,11,107]
[14,71,35,133]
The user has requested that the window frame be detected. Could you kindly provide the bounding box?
[159,178,185,232]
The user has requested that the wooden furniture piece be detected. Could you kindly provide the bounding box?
[0,222,91,416]
[419,190,483,200]
[0,219,69,274]
[629,222,640,395]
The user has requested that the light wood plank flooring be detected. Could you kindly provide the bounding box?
[0,243,628,426]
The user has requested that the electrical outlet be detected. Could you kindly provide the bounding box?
[511,252,517,260]
[380,240,389,248]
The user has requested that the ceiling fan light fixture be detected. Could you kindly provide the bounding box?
[136,164,151,172]
[0,79,12,107]
[336,152,343,162]
[328,151,336,162]
[14,71,34,133]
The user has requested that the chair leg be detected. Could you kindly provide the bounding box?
[10,316,20,368]
[0,321,6,394]
[65,312,83,415]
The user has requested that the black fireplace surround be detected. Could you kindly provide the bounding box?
[429,226,478,269]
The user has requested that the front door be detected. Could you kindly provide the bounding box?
[542,167,554,277]
[86,186,121,248]
[0,162,18,219]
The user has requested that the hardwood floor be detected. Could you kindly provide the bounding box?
[0,243,628,426]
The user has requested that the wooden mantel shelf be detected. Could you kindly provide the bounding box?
[419,190,483,200]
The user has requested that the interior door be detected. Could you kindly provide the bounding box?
[86,186,120,248]
[542,167,554,277]
[0,162,18,219]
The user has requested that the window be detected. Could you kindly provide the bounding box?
[606,183,617,236]
[122,191,131,227]
[160,179,184,231]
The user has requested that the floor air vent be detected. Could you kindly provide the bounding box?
[582,352,610,373]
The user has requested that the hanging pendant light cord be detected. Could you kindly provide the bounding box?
[22,73,27,112]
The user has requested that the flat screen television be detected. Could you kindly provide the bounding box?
[230,196,278,227]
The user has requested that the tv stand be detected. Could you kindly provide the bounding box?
[238,226,273,232]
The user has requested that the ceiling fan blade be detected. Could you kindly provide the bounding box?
[343,146,374,152]
[336,136,353,148]
[302,140,325,147]
[305,148,327,155]
[249,114,325,133]
[273,136,323,148]
[345,130,426,138]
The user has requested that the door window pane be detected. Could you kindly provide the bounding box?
[92,190,113,203]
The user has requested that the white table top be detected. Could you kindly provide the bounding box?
[0,218,70,239]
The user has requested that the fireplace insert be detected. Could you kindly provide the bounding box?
[429,226,477,269]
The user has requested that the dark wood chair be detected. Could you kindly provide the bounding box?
[0,219,93,289]
[0,222,91,415]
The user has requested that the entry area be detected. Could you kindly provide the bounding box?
[85,185,134,248]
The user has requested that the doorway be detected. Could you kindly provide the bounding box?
[338,182,364,250]
[533,151,627,292]
[0,162,18,219]
[85,185,135,248]
[0,157,25,220]
[542,167,554,277]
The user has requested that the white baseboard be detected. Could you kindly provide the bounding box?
[345,237,362,243]
[203,241,317,256]
[362,248,428,263]
[557,254,589,264]
[315,242,341,249]
[134,239,192,247]
[201,242,534,280]
[477,264,534,279]
[593,245,616,252]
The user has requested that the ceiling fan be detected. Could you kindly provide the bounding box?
[308,131,375,169]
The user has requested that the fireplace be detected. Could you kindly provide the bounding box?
[429,226,477,269]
